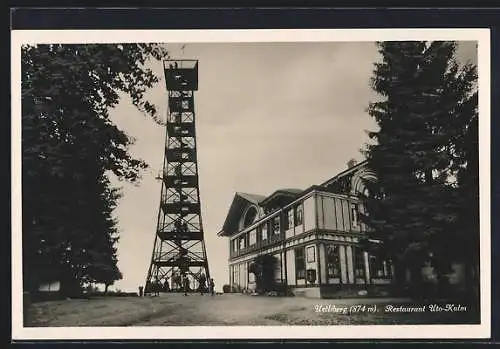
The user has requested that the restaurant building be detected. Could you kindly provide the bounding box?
[217,160,394,298]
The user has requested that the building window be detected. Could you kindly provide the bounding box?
[295,247,306,279]
[326,244,341,278]
[232,239,237,253]
[273,217,280,235]
[351,203,359,228]
[295,205,303,226]
[233,266,239,288]
[354,248,365,278]
[249,230,256,246]
[369,254,386,278]
[239,236,246,250]
[261,223,268,242]
[285,209,294,230]
[306,246,316,263]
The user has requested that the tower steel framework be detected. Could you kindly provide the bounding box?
[145,59,210,294]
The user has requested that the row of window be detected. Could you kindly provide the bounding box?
[232,204,304,252]
[294,244,391,281]
[231,245,393,288]
[232,200,362,255]
[285,205,304,230]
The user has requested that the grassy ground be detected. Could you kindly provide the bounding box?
[25,293,480,327]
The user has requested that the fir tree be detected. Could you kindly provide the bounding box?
[361,41,478,296]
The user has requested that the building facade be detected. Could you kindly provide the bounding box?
[217,160,395,298]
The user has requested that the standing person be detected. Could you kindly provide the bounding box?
[183,276,189,296]
[153,280,160,297]
[199,273,206,296]
[138,286,144,298]
[209,278,215,296]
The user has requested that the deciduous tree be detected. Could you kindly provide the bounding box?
[22,43,167,294]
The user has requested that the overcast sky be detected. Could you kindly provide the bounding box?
[108,41,477,292]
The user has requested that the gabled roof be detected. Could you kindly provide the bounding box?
[237,192,266,204]
[259,188,303,206]
[217,192,265,237]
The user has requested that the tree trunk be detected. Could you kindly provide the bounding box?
[425,169,434,185]
[105,283,109,294]
[60,276,80,298]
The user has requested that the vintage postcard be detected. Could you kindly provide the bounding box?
[11,28,491,340]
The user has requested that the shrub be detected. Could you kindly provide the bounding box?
[222,284,231,293]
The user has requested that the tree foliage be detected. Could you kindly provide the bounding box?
[249,254,278,293]
[22,43,167,294]
[360,41,478,292]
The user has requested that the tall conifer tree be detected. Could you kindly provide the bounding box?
[361,41,478,295]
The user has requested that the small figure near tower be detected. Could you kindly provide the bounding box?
[198,273,206,295]
[209,278,215,296]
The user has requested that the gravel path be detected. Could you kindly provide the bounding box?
[26,293,478,327]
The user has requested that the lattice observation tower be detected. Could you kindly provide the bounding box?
[145,59,210,294]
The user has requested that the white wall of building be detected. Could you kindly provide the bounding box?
[339,245,348,284]
[346,245,354,284]
[273,253,282,280]
[303,196,316,232]
[286,249,296,285]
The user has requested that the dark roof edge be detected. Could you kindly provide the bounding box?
[320,160,368,187]
[259,188,303,206]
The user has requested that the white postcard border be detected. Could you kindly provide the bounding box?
[11,28,491,340]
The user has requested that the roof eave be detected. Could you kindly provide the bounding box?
[260,190,300,206]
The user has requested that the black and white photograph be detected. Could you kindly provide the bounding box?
[11,28,490,340]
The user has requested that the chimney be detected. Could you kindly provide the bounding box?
[347,159,357,169]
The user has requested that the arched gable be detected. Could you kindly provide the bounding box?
[350,166,377,196]
[239,204,261,230]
